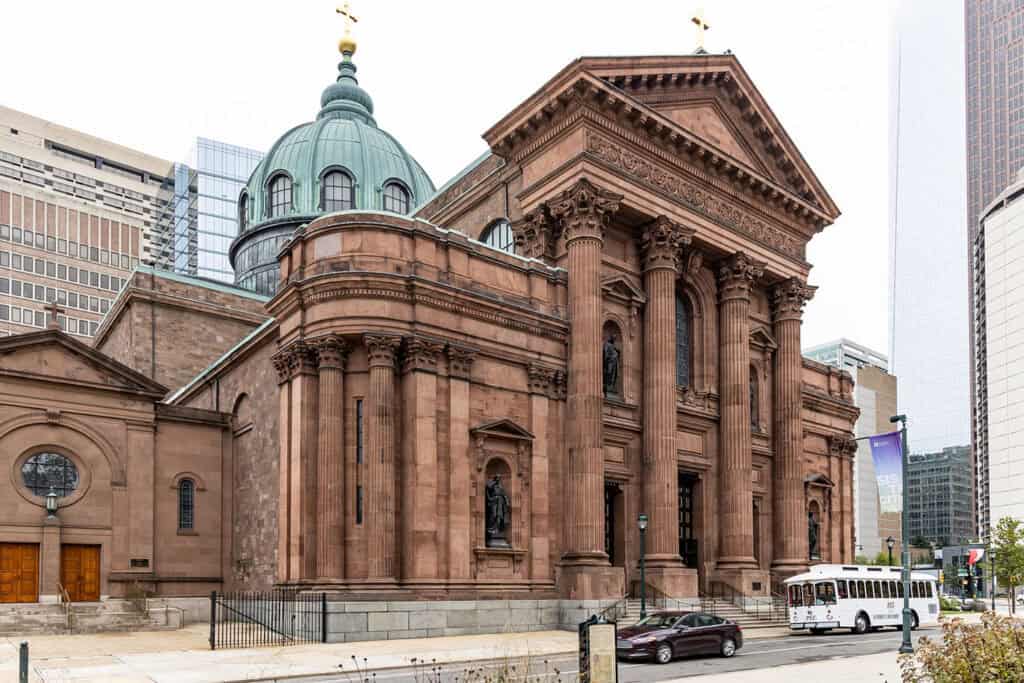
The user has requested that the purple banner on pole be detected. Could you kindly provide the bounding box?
[869,431,903,514]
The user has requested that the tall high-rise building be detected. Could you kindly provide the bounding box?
[804,339,897,558]
[965,1,1024,537]
[0,105,178,339]
[889,1,970,459]
[153,138,263,283]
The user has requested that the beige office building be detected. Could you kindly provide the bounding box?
[0,106,177,338]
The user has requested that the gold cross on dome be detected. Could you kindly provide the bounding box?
[691,7,710,50]
[337,1,359,32]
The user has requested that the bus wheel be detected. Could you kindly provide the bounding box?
[910,611,919,630]
[852,613,869,634]
[810,628,827,635]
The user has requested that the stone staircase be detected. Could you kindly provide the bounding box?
[616,597,787,631]
[0,599,183,636]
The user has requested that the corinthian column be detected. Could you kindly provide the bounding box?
[717,252,763,571]
[365,334,400,580]
[315,335,347,580]
[548,178,621,593]
[771,278,815,573]
[640,217,694,572]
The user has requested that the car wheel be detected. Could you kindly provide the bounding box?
[655,643,673,664]
[852,613,869,634]
[720,638,737,658]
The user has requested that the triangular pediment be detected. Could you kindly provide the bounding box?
[805,472,836,488]
[749,325,778,351]
[601,275,646,305]
[470,419,534,441]
[0,330,167,398]
[484,54,838,225]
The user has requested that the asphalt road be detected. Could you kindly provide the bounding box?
[300,626,939,682]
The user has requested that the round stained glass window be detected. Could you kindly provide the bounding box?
[21,452,79,497]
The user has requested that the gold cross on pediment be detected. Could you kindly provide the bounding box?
[691,7,710,50]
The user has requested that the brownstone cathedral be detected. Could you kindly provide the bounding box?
[0,23,858,632]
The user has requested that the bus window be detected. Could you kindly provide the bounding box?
[890,581,897,598]
[803,583,814,606]
[874,580,882,597]
[858,580,866,598]
[816,582,836,605]
[912,582,919,598]
[881,581,889,599]
[897,581,904,598]
[927,582,934,598]
[866,581,874,599]
[837,579,848,599]
[788,585,800,606]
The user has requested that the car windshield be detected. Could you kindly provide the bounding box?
[636,614,681,628]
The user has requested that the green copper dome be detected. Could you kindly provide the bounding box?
[232,50,435,296]
[239,52,434,225]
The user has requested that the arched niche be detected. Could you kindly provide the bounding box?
[602,319,624,400]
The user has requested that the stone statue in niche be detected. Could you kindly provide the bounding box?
[603,334,620,397]
[485,475,512,548]
[808,511,820,559]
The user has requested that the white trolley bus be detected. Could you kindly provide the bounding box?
[784,564,939,634]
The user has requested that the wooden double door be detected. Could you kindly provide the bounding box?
[0,543,39,603]
[61,544,100,602]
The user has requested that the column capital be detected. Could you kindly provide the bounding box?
[311,335,348,370]
[828,433,858,459]
[717,251,764,302]
[364,334,401,369]
[512,207,555,260]
[272,341,318,383]
[401,336,445,374]
[771,277,817,322]
[640,215,695,272]
[548,178,622,245]
[446,344,477,380]
[527,363,558,396]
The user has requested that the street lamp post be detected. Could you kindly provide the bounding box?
[887,536,896,567]
[991,549,996,612]
[638,513,648,621]
[890,414,914,654]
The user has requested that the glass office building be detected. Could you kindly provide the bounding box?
[160,138,263,283]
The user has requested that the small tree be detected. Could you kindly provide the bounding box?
[855,554,872,566]
[874,550,894,566]
[991,516,1024,614]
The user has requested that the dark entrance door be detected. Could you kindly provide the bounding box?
[604,482,618,564]
[679,473,698,569]
[61,544,100,602]
[0,543,39,603]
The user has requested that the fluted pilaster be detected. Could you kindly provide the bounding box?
[771,279,816,571]
[365,333,400,579]
[717,252,763,569]
[549,178,621,564]
[314,335,347,579]
[641,216,694,564]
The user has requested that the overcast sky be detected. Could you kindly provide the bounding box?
[0,0,889,351]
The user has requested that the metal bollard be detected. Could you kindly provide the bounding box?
[19,641,28,683]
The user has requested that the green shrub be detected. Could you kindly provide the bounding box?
[900,612,1024,682]
[939,596,961,612]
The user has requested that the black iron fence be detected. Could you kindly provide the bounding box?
[209,590,327,650]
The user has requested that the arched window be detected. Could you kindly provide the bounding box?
[750,366,759,430]
[481,219,515,254]
[267,173,292,218]
[238,192,248,233]
[21,452,79,497]
[382,181,410,214]
[676,292,692,387]
[321,170,355,212]
[178,478,195,530]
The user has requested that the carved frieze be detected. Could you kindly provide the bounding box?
[639,215,694,272]
[585,132,804,259]
[547,178,622,244]
[771,277,816,322]
[717,251,764,302]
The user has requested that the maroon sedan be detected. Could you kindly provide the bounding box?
[616,611,743,664]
